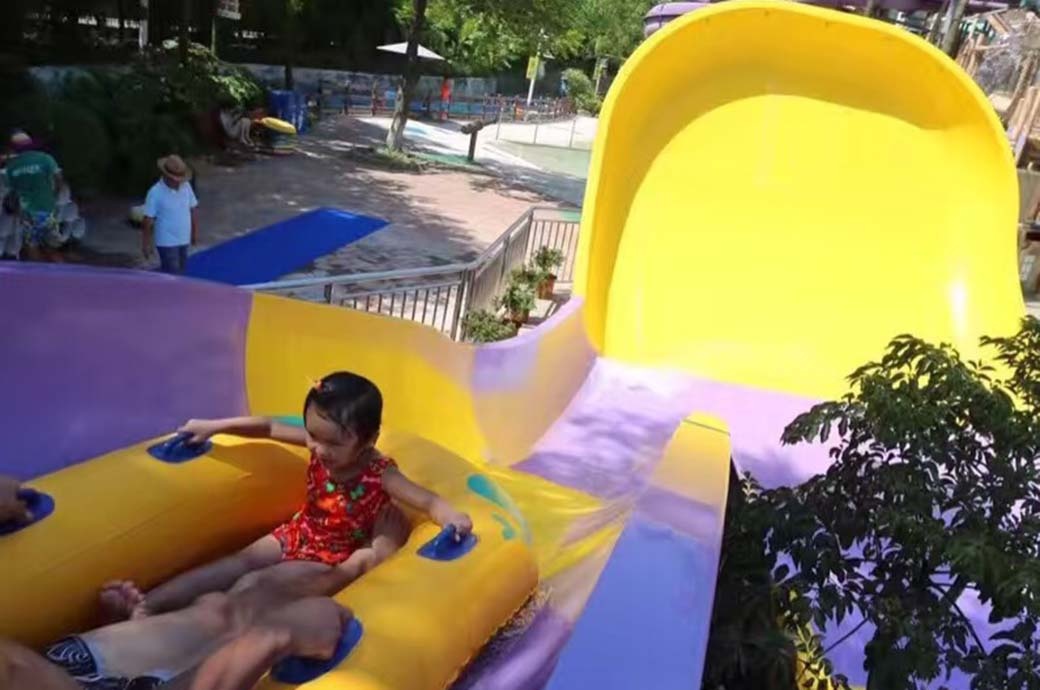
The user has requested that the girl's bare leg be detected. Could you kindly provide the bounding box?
[227,504,413,595]
[100,535,283,620]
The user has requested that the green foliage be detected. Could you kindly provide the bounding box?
[532,245,564,274]
[708,318,1040,689]
[49,101,112,198]
[462,309,516,343]
[575,0,654,59]
[3,45,265,195]
[156,42,267,112]
[394,0,586,75]
[0,85,112,198]
[497,275,536,317]
[562,68,600,114]
[509,265,542,287]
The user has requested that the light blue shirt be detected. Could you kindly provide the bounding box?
[144,180,197,247]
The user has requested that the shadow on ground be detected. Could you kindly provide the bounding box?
[76,116,555,279]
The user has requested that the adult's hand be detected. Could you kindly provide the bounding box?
[187,598,352,690]
[260,597,354,660]
[0,475,30,525]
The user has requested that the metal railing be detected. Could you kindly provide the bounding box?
[244,207,581,340]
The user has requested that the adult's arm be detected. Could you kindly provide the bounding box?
[0,639,81,690]
[190,208,198,246]
[0,475,30,525]
[184,627,290,690]
[186,598,353,690]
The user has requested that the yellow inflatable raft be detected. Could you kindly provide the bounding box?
[1,429,537,689]
[261,116,298,135]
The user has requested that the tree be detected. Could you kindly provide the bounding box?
[179,0,191,65]
[761,320,1040,688]
[386,0,428,151]
[386,0,584,150]
[575,0,654,61]
[939,0,969,57]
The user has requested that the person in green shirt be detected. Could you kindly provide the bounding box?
[4,130,63,261]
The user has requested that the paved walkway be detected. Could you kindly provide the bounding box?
[78,115,570,278]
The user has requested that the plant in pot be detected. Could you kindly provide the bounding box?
[532,246,565,299]
[497,278,536,326]
[461,309,516,343]
[509,265,541,288]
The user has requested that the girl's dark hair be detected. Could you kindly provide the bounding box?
[303,372,382,442]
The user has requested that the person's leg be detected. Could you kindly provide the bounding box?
[100,535,283,620]
[156,245,177,273]
[177,244,189,274]
[43,592,235,686]
[228,503,412,596]
[141,535,283,616]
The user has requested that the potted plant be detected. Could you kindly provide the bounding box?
[509,265,541,287]
[532,246,565,299]
[497,278,536,326]
[461,309,517,343]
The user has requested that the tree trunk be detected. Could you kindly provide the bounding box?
[863,0,879,18]
[386,0,428,152]
[940,0,968,56]
[282,0,297,90]
[179,0,191,65]
[196,0,217,55]
[1,0,26,49]
[926,3,946,44]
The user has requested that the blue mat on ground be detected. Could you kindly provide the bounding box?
[186,208,387,285]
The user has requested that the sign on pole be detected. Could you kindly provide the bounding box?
[526,56,541,80]
[217,0,241,20]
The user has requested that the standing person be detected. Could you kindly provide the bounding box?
[142,155,198,275]
[3,130,62,262]
[370,80,380,116]
[439,77,453,121]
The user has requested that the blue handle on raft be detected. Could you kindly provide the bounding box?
[0,489,55,536]
[147,432,213,463]
[417,525,478,561]
[271,617,364,684]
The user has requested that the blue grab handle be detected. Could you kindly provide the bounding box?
[0,489,55,536]
[271,617,364,684]
[148,432,213,463]
[417,525,479,561]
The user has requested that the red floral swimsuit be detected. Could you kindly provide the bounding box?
[272,453,397,565]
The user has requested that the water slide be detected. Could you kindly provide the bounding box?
[0,2,1023,688]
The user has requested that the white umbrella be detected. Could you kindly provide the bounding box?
[377,42,446,61]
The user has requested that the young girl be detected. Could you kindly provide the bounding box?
[100,371,472,620]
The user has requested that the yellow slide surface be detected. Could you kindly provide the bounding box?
[576,1,1024,399]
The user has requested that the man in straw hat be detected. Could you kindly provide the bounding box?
[142,154,198,274]
[3,130,63,261]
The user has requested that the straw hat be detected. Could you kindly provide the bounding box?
[157,154,190,182]
[9,130,33,151]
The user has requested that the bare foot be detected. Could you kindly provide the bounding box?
[98,580,147,622]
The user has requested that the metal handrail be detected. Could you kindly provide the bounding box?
[242,207,555,292]
[245,206,580,340]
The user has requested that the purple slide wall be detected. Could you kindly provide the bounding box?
[0,265,252,480]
